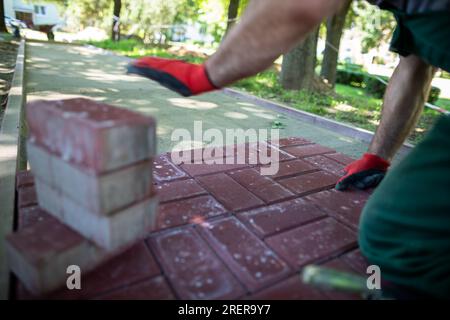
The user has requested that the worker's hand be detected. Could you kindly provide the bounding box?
[127,57,217,97]
[335,153,390,191]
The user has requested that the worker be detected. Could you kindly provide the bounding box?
[127,0,450,299]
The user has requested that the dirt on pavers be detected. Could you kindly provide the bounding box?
[0,40,19,126]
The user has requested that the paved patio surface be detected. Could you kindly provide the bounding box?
[11,41,379,299]
[14,137,370,300]
[25,41,370,158]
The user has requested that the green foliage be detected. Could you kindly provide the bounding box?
[87,39,205,63]
[336,69,441,103]
[61,0,229,44]
[439,71,450,79]
[436,98,450,111]
[347,1,396,53]
[86,39,142,52]
[65,0,112,30]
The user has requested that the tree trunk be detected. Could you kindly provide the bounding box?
[280,28,319,91]
[0,0,8,33]
[111,0,122,41]
[320,0,352,87]
[225,0,240,35]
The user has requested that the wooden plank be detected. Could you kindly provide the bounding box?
[0,39,25,300]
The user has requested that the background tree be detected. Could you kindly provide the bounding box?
[0,0,8,33]
[320,0,352,87]
[224,0,239,35]
[280,28,319,91]
[65,0,110,31]
[111,0,122,41]
[349,0,396,53]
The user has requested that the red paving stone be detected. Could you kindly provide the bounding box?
[228,168,294,203]
[247,275,326,300]
[155,179,207,203]
[197,173,264,211]
[278,170,339,195]
[282,144,335,158]
[17,206,49,229]
[16,171,35,190]
[263,159,317,179]
[50,241,161,299]
[270,137,312,148]
[237,198,326,238]
[197,217,291,292]
[17,185,38,208]
[153,154,188,183]
[156,195,227,229]
[306,189,369,230]
[324,153,355,165]
[253,143,296,163]
[181,161,248,177]
[97,276,175,300]
[13,136,371,300]
[304,155,346,176]
[341,249,370,275]
[26,98,156,173]
[265,218,357,269]
[148,227,245,299]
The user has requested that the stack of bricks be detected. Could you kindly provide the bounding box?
[6,98,158,295]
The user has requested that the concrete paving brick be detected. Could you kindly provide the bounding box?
[228,168,294,203]
[36,179,158,250]
[148,227,245,299]
[17,185,38,208]
[153,154,189,183]
[237,198,327,238]
[248,142,295,164]
[341,249,370,275]
[247,275,326,300]
[270,137,312,148]
[196,173,264,211]
[26,98,156,173]
[6,211,108,295]
[28,141,153,215]
[51,242,161,299]
[263,159,317,179]
[34,179,63,218]
[197,217,291,292]
[304,155,346,176]
[324,153,355,165]
[278,170,339,195]
[266,218,357,269]
[16,170,35,190]
[282,144,335,158]
[17,206,49,230]
[97,276,175,300]
[156,179,207,203]
[180,160,248,177]
[306,189,369,230]
[183,142,293,166]
[175,145,229,164]
[157,195,226,230]
[26,140,54,186]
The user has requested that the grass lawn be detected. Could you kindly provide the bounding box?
[89,39,447,144]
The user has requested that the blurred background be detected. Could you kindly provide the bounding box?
[1,0,449,144]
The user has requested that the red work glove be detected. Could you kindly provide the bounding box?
[127,57,217,97]
[335,153,390,191]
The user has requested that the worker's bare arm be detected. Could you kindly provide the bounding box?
[205,0,345,87]
[127,0,345,96]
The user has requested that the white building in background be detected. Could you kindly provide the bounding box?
[4,0,62,28]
